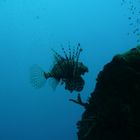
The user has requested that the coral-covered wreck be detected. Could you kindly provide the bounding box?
[76,45,140,140]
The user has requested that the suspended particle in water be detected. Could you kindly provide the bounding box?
[136,18,140,24]
[133,28,139,34]
[121,0,126,5]
[36,15,40,20]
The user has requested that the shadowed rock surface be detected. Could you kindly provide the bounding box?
[77,45,140,140]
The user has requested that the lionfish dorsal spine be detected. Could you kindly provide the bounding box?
[62,46,74,75]
[75,43,81,62]
[73,43,82,76]
[51,48,64,61]
[71,43,80,62]
[61,46,69,62]
[72,47,75,61]
[68,45,71,60]
[51,48,66,74]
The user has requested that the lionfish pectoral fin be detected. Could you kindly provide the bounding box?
[48,78,60,91]
[30,64,47,89]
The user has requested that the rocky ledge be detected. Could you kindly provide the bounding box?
[77,45,140,140]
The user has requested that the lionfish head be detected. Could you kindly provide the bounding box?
[77,62,89,75]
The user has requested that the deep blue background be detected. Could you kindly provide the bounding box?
[0,0,139,140]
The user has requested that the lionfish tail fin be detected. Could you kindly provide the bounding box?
[30,65,47,89]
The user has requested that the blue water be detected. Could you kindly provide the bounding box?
[0,0,139,140]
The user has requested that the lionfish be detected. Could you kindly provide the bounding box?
[30,43,88,93]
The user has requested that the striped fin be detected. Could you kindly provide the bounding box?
[30,65,47,89]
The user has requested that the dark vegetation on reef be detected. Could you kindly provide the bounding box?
[76,46,140,140]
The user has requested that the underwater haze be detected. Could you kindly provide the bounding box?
[0,0,140,140]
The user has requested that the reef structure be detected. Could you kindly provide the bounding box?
[77,45,140,140]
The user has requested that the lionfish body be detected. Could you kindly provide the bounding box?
[30,43,88,92]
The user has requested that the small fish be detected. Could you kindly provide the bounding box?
[30,43,88,93]
[129,23,133,26]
